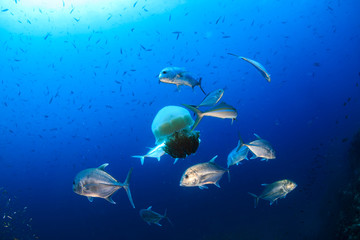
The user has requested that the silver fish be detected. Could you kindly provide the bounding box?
[139,206,172,226]
[228,53,271,82]
[158,67,206,94]
[238,133,275,161]
[73,163,135,208]
[183,102,237,131]
[132,142,166,165]
[197,88,224,108]
[180,155,229,189]
[248,179,297,208]
[227,142,249,167]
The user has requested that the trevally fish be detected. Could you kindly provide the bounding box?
[248,179,297,208]
[73,163,135,208]
[132,142,166,165]
[140,206,172,227]
[238,133,275,161]
[227,142,249,168]
[158,67,206,94]
[196,88,224,108]
[228,53,271,82]
[183,102,237,131]
[180,155,229,189]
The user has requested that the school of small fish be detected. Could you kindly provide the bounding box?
[71,58,296,227]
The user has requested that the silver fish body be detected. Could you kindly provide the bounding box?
[140,206,171,226]
[73,163,135,208]
[227,141,249,167]
[248,179,297,207]
[242,134,275,161]
[180,155,229,189]
[183,102,237,131]
[228,53,271,82]
[158,67,205,94]
[132,142,166,165]
[197,88,224,107]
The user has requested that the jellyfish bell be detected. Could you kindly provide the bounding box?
[151,106,200,159]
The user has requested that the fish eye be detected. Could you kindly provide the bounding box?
[162,71,167,74]
[184,174,189,179]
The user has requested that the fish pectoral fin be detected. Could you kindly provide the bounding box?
[105,196,116,204]
[199,185,208,190]
[214,182,221,188]
[155,222,162,227]
[261,158,268,161]
[250,153,257,159]
[173,158,179,164]
[176,84,181,91]
[147,206,152,210]
[87,197,94,202]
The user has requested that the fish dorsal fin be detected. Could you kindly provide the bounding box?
[209,155,218,163]
[98,163,109,171]
[254,133,261,139]
[147,206,152,210]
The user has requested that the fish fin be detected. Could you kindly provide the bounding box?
[227,53,241,58]
[105,196,116,204]
[199,185,208,190]
[236,132,245,151]
[209,155,218,163]
[182,104,204,131]
[163,209,174,227]
[87,197,93,202]
[261,158,268,162]
[97,163,109,171]
[173,158,179,164]
[157,157,161,161]
[132,156,145,165]
[147,206,152,210]
[227,170,231,183]
[198,77,206,95]
[269,201,274,206]
[261,184,268,186]
[248,192,259,208]
[215,181,221,188]
[176,84,181,92]
[155,222,162,227]
[122,168,135,208]
[250,152,257,159]
[254,133,261,139]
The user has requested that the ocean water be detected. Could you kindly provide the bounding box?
[0,0,360,239]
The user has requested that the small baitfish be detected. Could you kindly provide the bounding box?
[132,142,166,165]
[196,88,224,108]
[73,163,135,208]
[227,141,249,168]
[248,179,297,208]
[183,102,237,131]
[180,155,229,189]
[228,53,271,82]
[158,67,206,94]
[139,206,172,226]
[238,133,275,161]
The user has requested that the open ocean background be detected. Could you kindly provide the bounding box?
[1,0,360,239]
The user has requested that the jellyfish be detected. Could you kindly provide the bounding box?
[151,106,200,159]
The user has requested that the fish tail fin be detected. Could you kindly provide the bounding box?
[198,77,206,95]
[248,192,259,208]
[163,209,174,227]
[123,168,135,208]
[182,104,204,131]
[132,155,145,165]
[236,131,245,151]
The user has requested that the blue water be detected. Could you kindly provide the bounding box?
[1,0,359,239]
